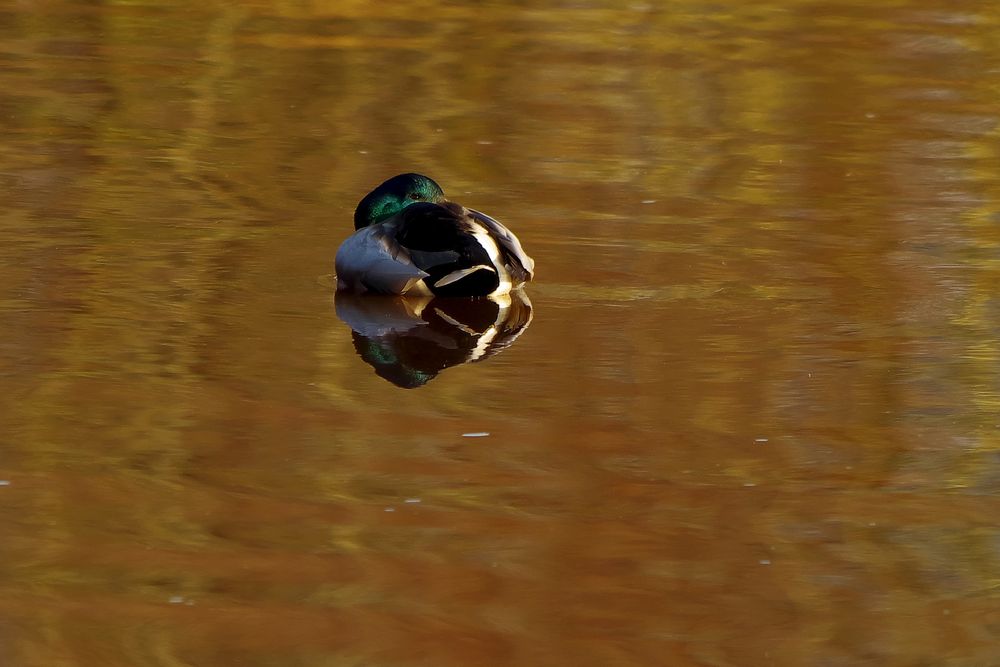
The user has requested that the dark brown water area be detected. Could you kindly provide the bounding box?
[3,1,1000,665]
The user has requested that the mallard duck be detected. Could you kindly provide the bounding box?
[335,173,534,296]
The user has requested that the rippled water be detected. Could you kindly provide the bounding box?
[3,1,1000,665]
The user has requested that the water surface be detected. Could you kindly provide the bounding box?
[3,1,1000,665]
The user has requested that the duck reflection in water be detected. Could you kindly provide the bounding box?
[334,291,533,388]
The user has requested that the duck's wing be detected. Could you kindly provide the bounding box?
[468,208,535,284]
[396,202,502,295]
[335,224,436,295]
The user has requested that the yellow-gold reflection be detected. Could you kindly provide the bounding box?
[2,0,1000,665]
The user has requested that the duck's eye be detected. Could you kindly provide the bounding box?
[408,193,423,201]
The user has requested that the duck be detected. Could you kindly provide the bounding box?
[335,173,534,296]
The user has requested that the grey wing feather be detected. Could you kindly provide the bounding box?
[468,208,535,282]
[408,248,461,269]
[335,225,431,295]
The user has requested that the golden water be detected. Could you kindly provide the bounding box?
[3,1,1000,665]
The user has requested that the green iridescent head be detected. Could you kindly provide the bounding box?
[354,173,446,230]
